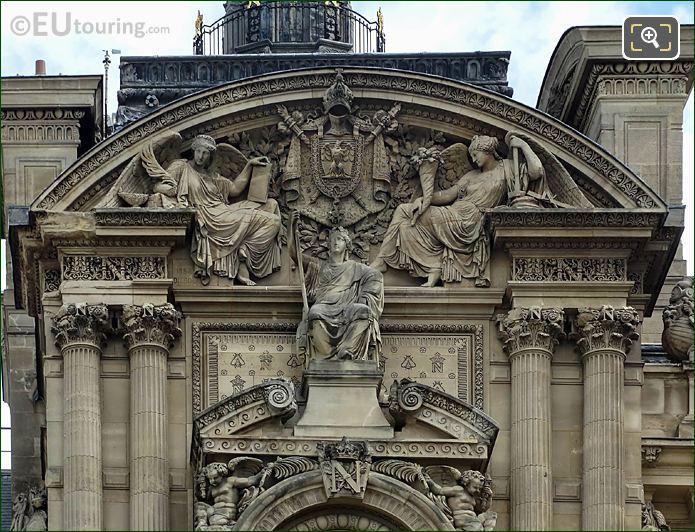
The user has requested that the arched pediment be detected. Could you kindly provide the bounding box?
[32,67,666,214]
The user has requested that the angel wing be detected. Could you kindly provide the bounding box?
[98,130,184,208]
[372,459,427,488]
[438,143,474,191]
[227,457,265,478]
[211,143,248,179]
[505,131,592,208]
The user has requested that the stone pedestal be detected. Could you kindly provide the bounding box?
[294,359,393,439]
[575,306,640,531]
[499,307,563,531]
[122,303,181,531]
[51,303,109,531]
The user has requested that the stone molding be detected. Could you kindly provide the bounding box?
[512,257,626,282]
[195,378,297,432]
[574,62,693,131]
[498,307,564,356]
[488,208,663,229]
[62,255,166,282]
[51,302,109,349]
[121,303,182,350]
[388,379,498,444]
[32,68,664,212]
[196,436,490,460]
[574,305,640,356]
[92,208,195,227]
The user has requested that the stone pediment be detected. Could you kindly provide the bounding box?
[193,379,500,467]
[32,67,665,213]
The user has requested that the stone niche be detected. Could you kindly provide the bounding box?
[9,67,682,531]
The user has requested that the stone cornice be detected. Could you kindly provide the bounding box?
[574,305,641,356]
[51,303,110,350]
[497,307,564,355]
[121,303,182,350]
[31,68,665,212]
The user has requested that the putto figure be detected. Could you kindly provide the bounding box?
[194,458,266,530]
[101,131,282,286]
[289,210,384,363]
[424,468,497,531]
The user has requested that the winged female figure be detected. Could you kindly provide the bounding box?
[102,132,282,285]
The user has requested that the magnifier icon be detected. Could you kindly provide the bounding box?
[640,26,660,49]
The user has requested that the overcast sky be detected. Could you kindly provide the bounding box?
[1,1,693,466]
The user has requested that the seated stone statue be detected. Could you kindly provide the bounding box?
[288,210,384,363]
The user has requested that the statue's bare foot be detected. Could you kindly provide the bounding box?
[236,275,256,286]
[371,258,387,273]
[421,270,441,287]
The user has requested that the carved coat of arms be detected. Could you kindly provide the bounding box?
[317,437,371,499]
[278,71,400,227]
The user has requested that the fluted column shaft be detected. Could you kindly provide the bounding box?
[499,307,563,531]
[575,306,640,531]
[52,303,110,531]
[123,303,181,531]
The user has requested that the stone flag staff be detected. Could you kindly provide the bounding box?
[288,210,384,363]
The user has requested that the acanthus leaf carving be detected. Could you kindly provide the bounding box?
[574,305,640,356]
[122,303,182,350]
[497,307,565,355]
[51,303,110,349]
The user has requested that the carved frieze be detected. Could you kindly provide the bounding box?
[51,303,110,349]
[512,257,626,282]
[62,255,166,282]
[574,305,640,356]
[93,208,195,227]
[121,303,182,350]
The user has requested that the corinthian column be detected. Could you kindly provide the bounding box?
[574,306,640,531]
[51,303,110,531]
[499,307,564,531]
[122,303,181,531]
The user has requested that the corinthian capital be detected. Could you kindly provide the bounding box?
[122,303,182,350]
[498,307,564,356]
[51,303,110,349]
[574,305,640,356]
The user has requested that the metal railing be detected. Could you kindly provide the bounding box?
[194,2,385,55]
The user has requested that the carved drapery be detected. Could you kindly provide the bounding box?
[51,303,109,531]
[574,306,640,531]
[122,303,181,531]
[498,307,563,530]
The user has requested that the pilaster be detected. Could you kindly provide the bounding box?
[574,305,640,531]
[122,303,182,531]
[51,302,110,531]
[498,307,564,531]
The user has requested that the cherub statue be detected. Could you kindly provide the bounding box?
[642,502,670,531]
[423,467,497,531]
[194,458,266,529]
[100,132,282,286]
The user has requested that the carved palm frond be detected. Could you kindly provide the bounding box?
[372,459,426,486]
[269,456,318,480]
